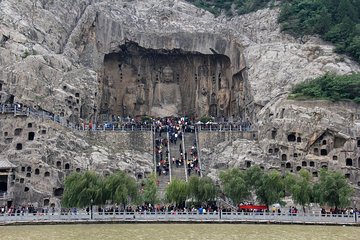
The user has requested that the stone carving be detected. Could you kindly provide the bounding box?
[152,66,182,116]
[196,77,210,117]
[122,84,146,117]
[122,85,137,117]
[217,79,230,117]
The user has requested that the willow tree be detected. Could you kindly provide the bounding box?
[141,174,158,205]
[104,171,139,207]
[62,171,105,208]
[313,169,353,209]
[188,176,217,205]
[165,179,188,207]
[285,169,313,213]
[255,170,285,208]
[219,168,250,205]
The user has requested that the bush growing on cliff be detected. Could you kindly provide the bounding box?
[289,73,360,103]
[185,0,274,16]
[278,0,360,62]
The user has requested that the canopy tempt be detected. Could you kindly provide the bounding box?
[239,205,268,210]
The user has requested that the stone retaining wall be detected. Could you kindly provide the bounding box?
[198,131,258,150]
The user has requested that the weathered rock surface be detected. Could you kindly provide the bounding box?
[0,0,360,207]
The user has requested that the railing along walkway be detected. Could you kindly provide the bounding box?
[0,104,256,133]
[0,211,358,224]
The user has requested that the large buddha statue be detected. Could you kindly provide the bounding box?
[152,66,182,117]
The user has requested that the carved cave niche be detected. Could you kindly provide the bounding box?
[345,173,351,179]
[358,157,360,168]
[320,149,328,156]
[281,154,287,161]
[333,155,338,161]
[35,169,40,175]
[287,133,296,142]
[346,158,353,166]
[100,41,237,119]
[302,161,307,167]
[297,137,302,143]
[14,128,22,136]
[246,161,252,168]
[64,163,70,170]
[271,130,277,139]
[296,166,301,171]
[268,148,273,154]
[16,143,23,150]
[27,123,33,128]
[54,188,64,197]
[358,139,360,147]
[309,161,315,167]
[43,199,50,206]
[137,173,143,180]
[286,162,292,169]
[334,136,346,148]
[44,171,50,177]
[56,161,62,169]
[28,132,35,141]
[312,171,318,177]
[313,148,319,155]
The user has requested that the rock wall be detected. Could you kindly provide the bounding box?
[0,113,153,207]
[1,0,360,206]
[198,131,257,150]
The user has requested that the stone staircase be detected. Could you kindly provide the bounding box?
[183,131,200,178]
[154,130,170,201]
[155,129,201,199]
[169,134,187,181]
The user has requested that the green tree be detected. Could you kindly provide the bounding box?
[165,179,188,206]
[243,165,264,190]
[285,169,313,212]
[104,171,138,207]
[313,169,353,209]
[62,171,105,208]
[255,170,285,208]
[188,176,217,204]
[141,174,158,205]
[219,168,250,205]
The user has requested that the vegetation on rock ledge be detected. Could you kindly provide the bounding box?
[185,0,274,16]
[289,73,360,103]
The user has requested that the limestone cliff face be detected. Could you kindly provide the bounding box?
[1,0,360,206]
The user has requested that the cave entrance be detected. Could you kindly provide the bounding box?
[100,42,243,119]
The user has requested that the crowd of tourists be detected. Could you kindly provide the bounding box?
[0,204,54,216]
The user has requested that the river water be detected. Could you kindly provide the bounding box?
[0,224,359,240]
